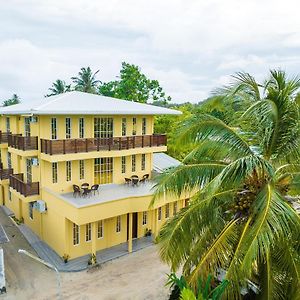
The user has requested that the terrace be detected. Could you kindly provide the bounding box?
[8,134,38,151]
[59,181,156,208]
[9,174,39,197]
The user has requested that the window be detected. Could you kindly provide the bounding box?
[158,207,162,221]
[122,118,126,136]
[165,203,170,218]
[94,158,113,184]
[52,162,58,183]
[132,118,137,135]
[73,223,80,245]
[142,211,147,225]
[173,202,177,215]
[26,159,32,183]
[6,117,10,132]
[121,156,126,174]
[8,190,11,202]
[85,223,91,242]
[65,117,71,139]
[116,216,121,233]
[97,220,104,238]
[185,199,189,207]
[94,117,113,138]
[79,117,84,138]
[7,152,11,170]
[24,117,31,137]
[142,118,147,135]
[29,202,34,220]
[79,160,85,180]
[132,155,136,172]
[66,161,72,181]
[141,154,146,171]
[51,117,57,139]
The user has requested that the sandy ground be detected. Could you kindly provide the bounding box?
[0,208,171,300]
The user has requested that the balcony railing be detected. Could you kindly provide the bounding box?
[8,134,38,151]
[40,134,167,155]
[0,168,13,180]
[9,173,39,197]
[0,131,10,144]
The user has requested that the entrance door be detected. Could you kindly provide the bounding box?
[127,213,138,240]
[132,212,138,239]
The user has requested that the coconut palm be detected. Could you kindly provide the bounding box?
[2,94,20,106]
[71,67,101,93]
[153,70,300,299]
[46,79,71,97]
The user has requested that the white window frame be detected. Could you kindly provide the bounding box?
[173,202,177,215]
[79,160,85,180]
[132,155,136,172]
[97,220,104,239]
[65,117,71,139]
[142,117,146,135]
[52,162,58,183]
[165,203,170,219]
[94,157,113,184]
[66,161,72,181]
[132,117,137,135]
[51,117,57,140]
[79,117,84,138]
[122,118,126,136]
[116,216,121,233]
[94,117,113,138]
[6,117,10,132]
[7,152,11,169]
[29,202,34,220]
[121,156,126,174]
[142,211,147,226]
[141,154,146,171]
[85,223,91,242]
[73,223,80,246]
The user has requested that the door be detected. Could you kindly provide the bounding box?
[132,212,138,239]
[127,213,138,240]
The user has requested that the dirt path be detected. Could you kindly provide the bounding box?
[0,208,170,300]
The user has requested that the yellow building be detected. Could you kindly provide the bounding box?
[0,91,187,260]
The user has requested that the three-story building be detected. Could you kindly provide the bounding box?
[0,91,186,260]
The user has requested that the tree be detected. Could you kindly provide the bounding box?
[46,79,71,97]
[71,67,101,93]
[153,70,300,299]
[2,94,20,106]
[99,62,171,103]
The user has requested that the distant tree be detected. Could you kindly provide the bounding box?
[71,67,101,93]
[46,79,71,97]
[2,94,20,106]
[99,62,171,103]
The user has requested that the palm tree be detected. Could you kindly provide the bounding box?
[153,70,300,299]
[46,79,71,97]
[2,94,20,106]
[71,67,101,93]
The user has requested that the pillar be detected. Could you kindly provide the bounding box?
[128,213,133,253]
[91,222,97,257]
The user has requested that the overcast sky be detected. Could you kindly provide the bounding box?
[1,0,300,104]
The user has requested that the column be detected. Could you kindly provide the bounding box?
[91,222,97,257]
[128,213,133,253]
[64,218,70,256]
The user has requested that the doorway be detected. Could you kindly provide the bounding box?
[127,212,138,240]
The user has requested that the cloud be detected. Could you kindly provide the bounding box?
[1,0,300,103]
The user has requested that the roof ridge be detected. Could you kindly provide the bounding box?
[34,92,73,110]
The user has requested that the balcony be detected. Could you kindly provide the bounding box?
[0,168,13,180]
[0,131,10,144]
[8,134,38,151]
[40,134,167,155]
[9,174,39,197]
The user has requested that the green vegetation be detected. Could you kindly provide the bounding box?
[154,70,300,299]
[71,67,101,94]
[46,79,71,97]
[2,94,21,106]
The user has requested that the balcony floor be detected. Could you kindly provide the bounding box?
[60,181,156,208]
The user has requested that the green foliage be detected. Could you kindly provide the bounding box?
[2,94,20,106]
[71,67,101,93]
[154,70,300,299]
[166,273,228,300]
[99,62,171,103]
[46,79,71,97]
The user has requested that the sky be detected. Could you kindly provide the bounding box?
[1,0,300,104]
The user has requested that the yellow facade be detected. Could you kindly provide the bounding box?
[0,113,186,260]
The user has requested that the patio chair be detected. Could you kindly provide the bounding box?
[124,178,132,185]
[142,174,149,181]
[132,177,139,186]
[82,188,92,197]
[73,185,81,198]
[139,177,146,184]
[91,184,99,195]
[81,182,89,189]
